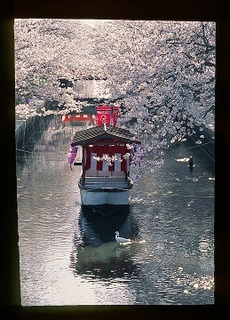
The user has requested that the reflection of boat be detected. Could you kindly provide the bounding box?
[79,205,132,245]
[70,105,141,216]
[71,242,140,280]
[70,207,140,280]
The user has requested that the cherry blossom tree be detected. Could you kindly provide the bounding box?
[14,19,97,114]
[93,21,214,132]
[14,19,215,172]
[90,20,215,171]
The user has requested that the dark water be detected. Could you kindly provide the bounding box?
[17,118,214,305]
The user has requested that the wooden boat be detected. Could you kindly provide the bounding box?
[70,105,141,215]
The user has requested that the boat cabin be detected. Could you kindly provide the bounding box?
[71,123,141,189]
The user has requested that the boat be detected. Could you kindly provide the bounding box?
[70,105,141,215]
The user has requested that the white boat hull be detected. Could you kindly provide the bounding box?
[79,187,130,206]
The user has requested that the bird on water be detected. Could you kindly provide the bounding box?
[115,231,131,244]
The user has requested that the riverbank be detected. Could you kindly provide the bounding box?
[15,115,51,152]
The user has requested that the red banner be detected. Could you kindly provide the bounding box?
[96,105,119,126]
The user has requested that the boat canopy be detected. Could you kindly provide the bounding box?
[71,124,141,146]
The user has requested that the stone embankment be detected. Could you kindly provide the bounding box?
[15,115,50,152]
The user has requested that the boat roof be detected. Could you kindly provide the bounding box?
[71,124,141,146]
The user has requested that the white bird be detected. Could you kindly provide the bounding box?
[115,231,131,244]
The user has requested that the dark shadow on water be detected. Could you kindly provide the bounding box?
[79,204,134,244]
[70,205,141,280]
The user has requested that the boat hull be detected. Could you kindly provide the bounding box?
[79,186,130,206]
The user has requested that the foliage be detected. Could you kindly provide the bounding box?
[14,19,215,170]
[94,21,215,148]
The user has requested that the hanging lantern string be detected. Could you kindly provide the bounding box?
[93,153,131,164]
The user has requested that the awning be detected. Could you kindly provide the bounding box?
[71,124,141,146]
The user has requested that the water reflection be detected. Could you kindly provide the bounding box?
[70,206,141,281]
[79,205,133,244]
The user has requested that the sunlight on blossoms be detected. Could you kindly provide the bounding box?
[14,19,215,173]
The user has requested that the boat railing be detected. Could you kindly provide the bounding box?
[82,175,130,188]
[85,176,125,181]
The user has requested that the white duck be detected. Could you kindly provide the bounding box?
[115,231,131,244]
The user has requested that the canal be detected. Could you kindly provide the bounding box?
[16,116,214,305]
